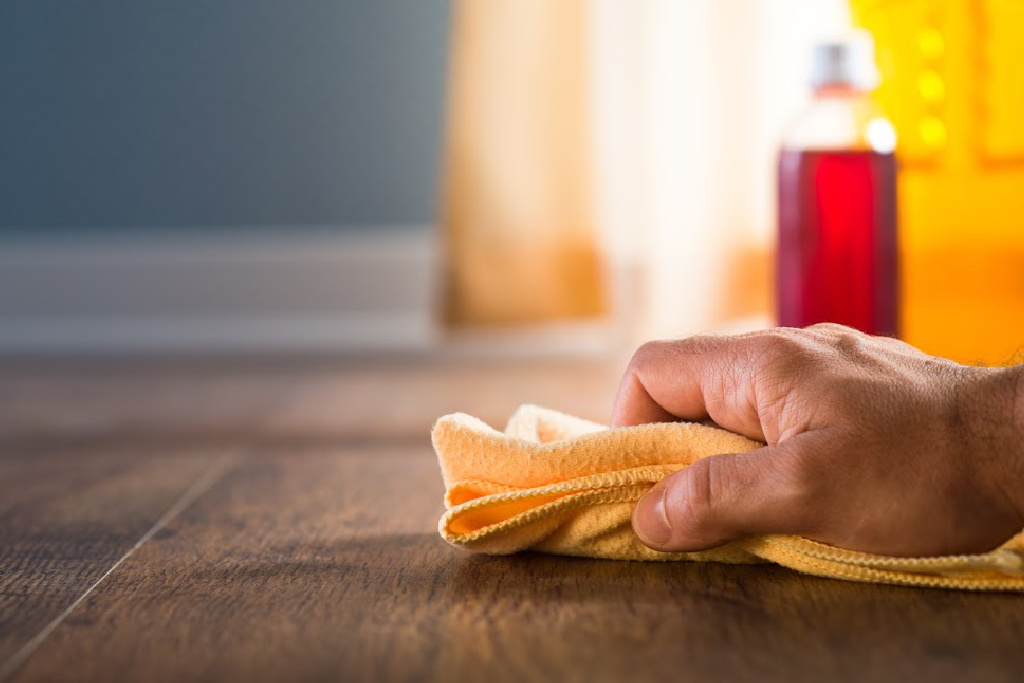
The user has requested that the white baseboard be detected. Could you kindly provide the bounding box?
[0,227,437,353]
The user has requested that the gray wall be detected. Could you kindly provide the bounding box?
[0,0,451,231]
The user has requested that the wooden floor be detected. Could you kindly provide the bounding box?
[2,357,1023,683]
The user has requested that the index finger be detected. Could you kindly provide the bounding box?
[610,334,766,442]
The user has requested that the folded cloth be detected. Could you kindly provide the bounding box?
[433,404,1024,591]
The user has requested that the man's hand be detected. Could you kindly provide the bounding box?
[614,324,1024,557]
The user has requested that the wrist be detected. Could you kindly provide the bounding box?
[1014,364,1024,442]
[1007,364,1024,519]
[1011,364,1024,462]
[959,364,1024,522]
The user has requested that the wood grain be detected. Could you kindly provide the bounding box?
[0,439,233,668]
[255,358,623,439]
[4,359,1024,683]
[0,358,292,442]
[12,441,1024,683]
[0,358,622,442]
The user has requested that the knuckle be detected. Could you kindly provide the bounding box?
[629,334,727,371]
[806,323,871,358]
[760,328,811,358]
[668,334,725,361]
[833,330,867,357]
[753,330,817,379]
[679,333,726,355]
[627,340,665,372]
[807,322,858,337]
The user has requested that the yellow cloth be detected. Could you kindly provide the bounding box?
[433,404,1024,591]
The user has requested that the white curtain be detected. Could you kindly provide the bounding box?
[592,0,851,343]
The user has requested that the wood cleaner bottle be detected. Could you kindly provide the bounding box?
[777,33,899,337]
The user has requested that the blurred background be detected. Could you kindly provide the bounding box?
[1,0,1022,365]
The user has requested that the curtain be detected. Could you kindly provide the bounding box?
[441,0,605,327]
[441,0,853,341]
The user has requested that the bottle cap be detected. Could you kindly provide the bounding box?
[810,31,877,90]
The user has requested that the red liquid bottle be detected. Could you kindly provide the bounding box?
[777,35,899,337]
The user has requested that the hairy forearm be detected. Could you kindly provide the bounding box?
[1012,363,1024,477]
[961,364,1024,523]
[1014,364,1024,442]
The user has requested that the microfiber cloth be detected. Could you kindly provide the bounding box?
[433,404,1024,591]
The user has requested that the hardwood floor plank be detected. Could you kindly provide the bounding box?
[262,359,623,439]
[0,360,293,441]
[12,443,1024,683]
[0,358,622,443]
[0,441,239,674]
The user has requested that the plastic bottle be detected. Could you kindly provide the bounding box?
[776,33,899,337]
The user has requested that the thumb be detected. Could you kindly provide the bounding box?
[632,442,807,552]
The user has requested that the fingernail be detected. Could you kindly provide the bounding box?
[633,486,672,547]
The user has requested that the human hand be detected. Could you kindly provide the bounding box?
[613,324,1024,557]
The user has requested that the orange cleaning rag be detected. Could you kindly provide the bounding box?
[432,404,1024,591]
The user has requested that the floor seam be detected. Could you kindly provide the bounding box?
[0,448,246,683]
